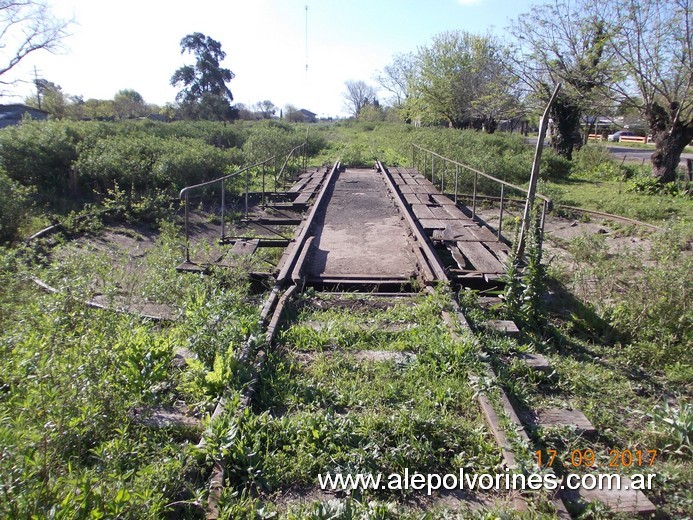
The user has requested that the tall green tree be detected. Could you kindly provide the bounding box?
[113,89,148,120]
[509,0,613,159]
[605,0,692,183]
[409,31,519,131]
[170,32,235,121]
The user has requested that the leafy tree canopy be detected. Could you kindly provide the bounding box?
[170,32,235,120]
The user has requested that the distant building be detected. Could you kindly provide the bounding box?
[299,109,317,123]
[0,104,49,128]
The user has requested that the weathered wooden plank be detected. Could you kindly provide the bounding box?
[431,194,456,205]
[466,225,499,242]
[415,177,436,188]
[575,479,656,515]
[408,184,433,194]
[397,184,414,194]
[483,240,512,264]
[231,238,259,255]
[432,224,477,242]
[293,191,313,205]
[288,180,308,193]
[418,218,446,231]
[441,203,470,220]
[411,204,436,220]
[404,193,420,205]
[429,206,454,220]
[457,242,505,273]
[450,248,469,269]
[536,408,596,436]
[485,319,520,337]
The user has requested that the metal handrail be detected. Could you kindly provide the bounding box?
[179,142,307,263]
[411,144,552,244]
[411,144,551,204]
[276,142,307,187]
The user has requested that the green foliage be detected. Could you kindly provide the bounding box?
[0,119,85,196]
[76,133,233,195]
[0,167,32,243]
[504,210,546,325]
[642,396,692,456]
[627,176,688,196]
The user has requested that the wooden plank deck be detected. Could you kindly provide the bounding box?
[389,166,508,279]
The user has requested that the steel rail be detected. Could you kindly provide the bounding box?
[377,160,448,283]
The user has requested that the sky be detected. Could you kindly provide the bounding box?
[1,0,537,118]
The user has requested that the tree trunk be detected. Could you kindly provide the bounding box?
[647,102,693,184]
[549,94,581,160]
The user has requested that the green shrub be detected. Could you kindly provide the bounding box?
[0,167,31,243]
[0,120,83,196]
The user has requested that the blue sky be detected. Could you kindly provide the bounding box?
[2,0,538,117]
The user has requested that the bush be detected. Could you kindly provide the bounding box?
[0,167,31,243]
[0,120,83,196]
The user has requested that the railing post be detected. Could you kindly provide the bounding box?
[423,152,427,180]
[472,171,478,220]
[441,160,445,193]
[274,157,278,193]
[431,155,435,185]
[261,162,266,207]
[244,168,249,218]
[221,179,225,242]
[184,191,190,263]
[498,184,505,241]
[454,164,459,204]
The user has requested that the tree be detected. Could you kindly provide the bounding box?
[508,0,613,159]
[113,89,147,119]
[605,0,692,183]
[283,104,304,123]
[409,30,518,131]
[170,32,235,121]
[342,80,377,117]
[26,79,66,117]
[374,52,416,108]
[254,100,276,119]
[0,1,71,84]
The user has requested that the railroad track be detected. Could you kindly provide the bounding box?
[199,160,575,518]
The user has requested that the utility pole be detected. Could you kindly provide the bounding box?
[33,66,43,110]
